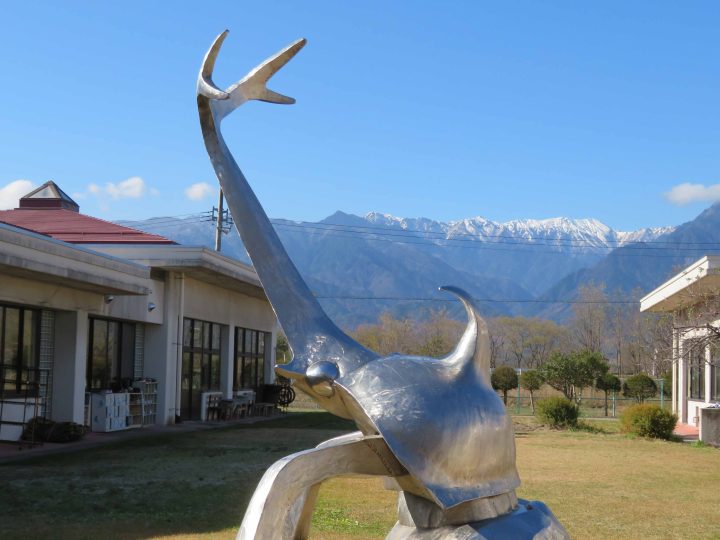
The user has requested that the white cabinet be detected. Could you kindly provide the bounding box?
[90,392,129,432]
[135,380,157,426]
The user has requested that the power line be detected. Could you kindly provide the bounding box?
[271,218,703,247]
[314,295,639,305]
[271,219,716,253]
[271,222,714,259]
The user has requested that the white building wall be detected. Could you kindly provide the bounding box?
[678,322,719,426]
[182,276,277,390]
[144,272,184,425]
[0,258,276,427]
[52,310,89,424]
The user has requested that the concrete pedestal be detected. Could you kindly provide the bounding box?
[386,500,569,540]
[700,408,720,446]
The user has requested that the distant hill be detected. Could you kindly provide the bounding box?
[118,209,683,327]
[535,203,720,320]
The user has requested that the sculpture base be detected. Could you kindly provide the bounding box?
[386,499,569,539]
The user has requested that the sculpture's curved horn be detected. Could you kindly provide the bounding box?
[234,38,306,105]
[439,285,491,383]
[197,31,379,385]
[197,30,230,100]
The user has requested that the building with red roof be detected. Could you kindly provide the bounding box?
[0,183,277,443]
[0,181,174,244]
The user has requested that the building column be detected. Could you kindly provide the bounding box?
[265,329,277,385]
[704,344,712,405]
[220,324,235,399]
[677,335,688,424]
[145,272,184,425]
[51,310,89,424]
[671,328,678,415]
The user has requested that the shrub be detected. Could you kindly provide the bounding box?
[539,350,609,403]
[623,373,657,403]
[491,366,518,405]
[620,404,677,440]
[520,369,544,414]
[536,397,579,428]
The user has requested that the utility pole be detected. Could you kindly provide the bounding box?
[214,190,224,251]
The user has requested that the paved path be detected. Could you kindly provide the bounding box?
[673,421,699,441]
[0,413,284,464]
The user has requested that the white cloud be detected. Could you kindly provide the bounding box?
[0,180,34,210]
[78,177,154,206]
[105,176,146,199]
[665,182,720,206]
[185,182,214,201]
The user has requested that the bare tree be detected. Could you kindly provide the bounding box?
[570,284,608,353]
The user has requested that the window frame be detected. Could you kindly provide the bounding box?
[0,303,41,397]
[182,318,222,392]
[686,339,705,401]
[711,341,720,402]
[233,327,267,391]
[86,317,136,391]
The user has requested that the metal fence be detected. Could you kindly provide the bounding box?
[504,377,669,418]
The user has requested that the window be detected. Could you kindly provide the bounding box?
[234,328,267,391]
[687,339,705,401]
[181,318,221,420]
[711,342,720,401]
[86,318,136,391]
[0,304,39,396]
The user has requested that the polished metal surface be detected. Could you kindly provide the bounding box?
[196,31,567,540]
[387,500,570,540]
[238,432,405,540]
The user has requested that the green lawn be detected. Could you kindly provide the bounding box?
[1,412,718,539]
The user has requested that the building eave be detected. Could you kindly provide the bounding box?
[0,223,152,296]
[86,245,267,300]
[640,255,720,313]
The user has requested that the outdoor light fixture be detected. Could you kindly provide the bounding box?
[104,294,115,304]
[148,302,157,312]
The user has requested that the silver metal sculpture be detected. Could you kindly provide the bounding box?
[197,30,569,540]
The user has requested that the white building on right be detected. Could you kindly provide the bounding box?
[641,255,720,433]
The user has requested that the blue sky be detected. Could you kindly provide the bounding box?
[0,1,718,230]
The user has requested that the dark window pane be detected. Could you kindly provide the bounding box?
[211,353,220,389]
[193,352,202,389]
[120,323,136,380]
[201,353,211,390]
[22,310,36,369]
[193,321,202,349]
[257,333,265,355]
[212,324,221,350]
[257,357,264,386]
[242,356,253,388]
[22,310,37,385]
[107,322,118,384]
[4,308,20,367]
[4,367,15,391]
[203,322,211,349]
[688,339,705,400]
[183,319,192,347]
[92,320,108,389]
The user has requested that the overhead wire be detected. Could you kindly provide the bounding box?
[270,218,706,246]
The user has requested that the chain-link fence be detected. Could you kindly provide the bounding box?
[503,377,669,418]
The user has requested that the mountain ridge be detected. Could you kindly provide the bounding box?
[117,209,687,327]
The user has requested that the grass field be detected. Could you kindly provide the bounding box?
[1,412,718,539]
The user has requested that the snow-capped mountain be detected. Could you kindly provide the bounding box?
[363,212,673,249]
[119,209,682,326]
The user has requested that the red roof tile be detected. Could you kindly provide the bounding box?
[0,209,175,244]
